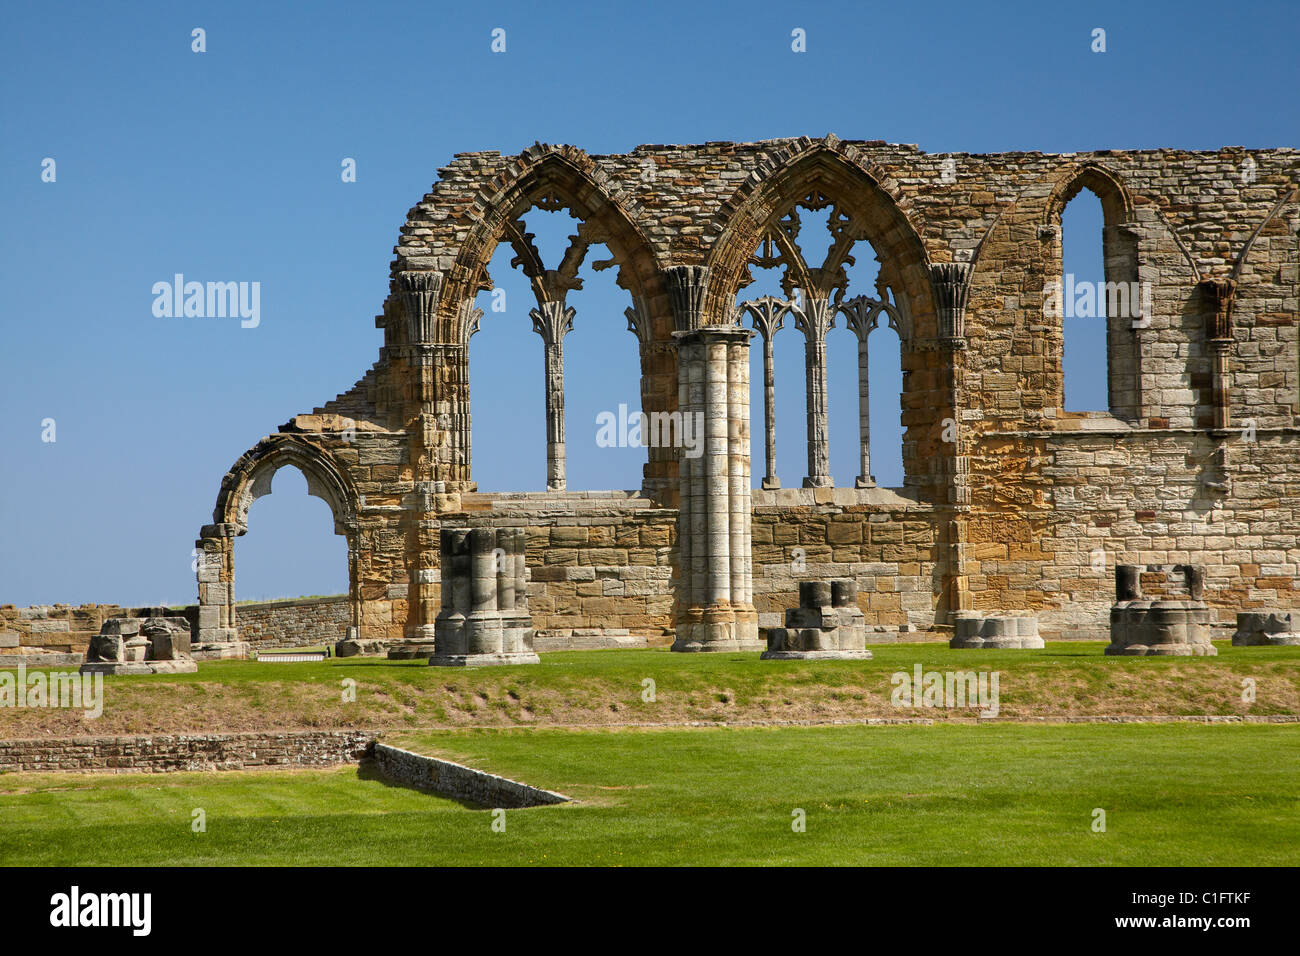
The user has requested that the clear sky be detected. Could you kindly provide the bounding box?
[2,0,1296,607]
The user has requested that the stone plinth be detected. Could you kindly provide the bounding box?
[428,527,539,667]
[762,580,873,660]
[80,615,199,675]
[1232,611,1300,646]
[1105,564,1217,656]
[950,613,1044,649]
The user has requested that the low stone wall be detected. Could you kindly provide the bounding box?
[234,596,351,647]
[0,605,197,660]
[0,730,372,774]
[0,597,354,658]
[369,742,569,807]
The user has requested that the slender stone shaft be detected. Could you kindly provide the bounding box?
[531,303,575,491]
[794,297,835,488]
[763,333,778,488]
[856,333,872,485]
[739,296,788,490]
[704,337,730,604]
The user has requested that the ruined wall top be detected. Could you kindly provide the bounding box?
[390,135,1300,289]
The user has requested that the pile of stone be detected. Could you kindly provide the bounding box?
[950,613,1044,649]
[761,580,871,660]
[1105,564,1217,657]
[81,613,198,675]
[1232,611,1300,647]
[428,527,540,667]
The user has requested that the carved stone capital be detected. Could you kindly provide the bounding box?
[530,302,576,347]
[790,296,835,343]
[930,262,972,343]
[664,265,710,332]
[625,296,651,347]
[457,299,483,344]
[737,295,792,342]
[837,295,887,342]
[396,271,444,345]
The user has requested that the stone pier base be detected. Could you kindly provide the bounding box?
[950,613,1045,649]
[1232,611,1300,646]
[761,581,873,660]
[1105,565,1218,657]
[426,527,540,668]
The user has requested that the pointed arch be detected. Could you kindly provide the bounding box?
[705,138,935,327]
[437,145,668,340]
[1045,161,1136,227]
[213,435,358,537]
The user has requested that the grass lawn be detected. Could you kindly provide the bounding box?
[2,642,1297,738]
[1,723,1297,866]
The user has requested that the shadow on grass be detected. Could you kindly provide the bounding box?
[354,758,489,809]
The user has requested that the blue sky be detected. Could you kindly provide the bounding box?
[2,0,1296,606]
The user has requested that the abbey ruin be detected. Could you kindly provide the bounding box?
[186,135,1300,658]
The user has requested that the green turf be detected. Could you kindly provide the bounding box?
[2,723,1296,865]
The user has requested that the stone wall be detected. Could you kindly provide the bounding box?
[369,742,568,807]
[967,430,1300,636]
[0,730,372,774]
[0,597,358,658]
[235,596,351,647]
[752,488,938,632]
[0,605,197,661]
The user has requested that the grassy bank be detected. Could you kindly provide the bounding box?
[1,643,1297,737]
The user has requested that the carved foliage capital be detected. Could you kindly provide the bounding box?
[396,270,444,344]
[737,295,792,342]
[930,262,972,342]
[530,301,576,348]
[664,264,710,332]
[790,295,835,343]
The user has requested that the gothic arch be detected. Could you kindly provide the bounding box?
[435,145,668,341]
[213,435,358,537]
[195,435,361,648]
[1045,162,1136,227]
[413,145,677,497]
[705,139,936,328]
[709,140,940,493]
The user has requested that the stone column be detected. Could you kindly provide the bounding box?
[672,326,761,652]
[931,263,974,620]
[393,270,475,488]
[839,296,881,487]
[531,302,575,491]
[1201,277,1235,430]
[792,296,835,488]
[739,297,789,490]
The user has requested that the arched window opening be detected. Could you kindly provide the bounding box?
[1061,188,1110,413]
[232,465,348,603]
[736,190,908,490]
[738,238,803,489]
[469,203,643,492]
[469,239,544,491]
